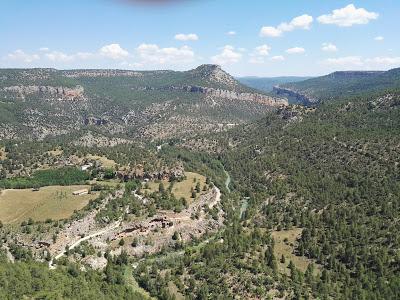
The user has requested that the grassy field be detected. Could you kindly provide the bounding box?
[48,151,117,169]
[143,172,207,202]
[0,185,97,224]
[86,154,116,168]
[271,228,320,275]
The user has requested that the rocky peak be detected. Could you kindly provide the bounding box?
[189,64,238,87]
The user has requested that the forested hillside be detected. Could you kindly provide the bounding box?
[140,89,400,299]
[0,65,286,141]
[274,68,400,105]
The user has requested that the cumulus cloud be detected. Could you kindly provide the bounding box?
[322,43,338,52]
[39,47,49,52]
[174,33,199,41]
[260,26,282,37]
[255,45,271,56]
[286,47,305,54]
[317,4,378,27]
[211,45,242,65]
[6,50,40,63]
[99,43,129,60]
[227,31,236,36]
[374,36,384,41]
[323,56,400,69]
[323,56,363,67]
[45,51,75,62]
[365,56,400,66]
[249,45,271,64]
[270,55,285,61]
[260,14,313,37]
[136,43,195,64]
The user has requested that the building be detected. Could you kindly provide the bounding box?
[72,189,88,196]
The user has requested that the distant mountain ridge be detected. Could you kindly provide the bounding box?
[0,65,287,141]
[273,67,400,105]
[237,76,312,94]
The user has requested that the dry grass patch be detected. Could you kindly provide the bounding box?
[86,155,116,169]
[0,185,97,224]
[271,228,320,275]
[143,172,207,203]
[0,147,6,160]
[48,148,63,156]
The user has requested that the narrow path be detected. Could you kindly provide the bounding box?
[49,219,122,268]
[223,167,231,193]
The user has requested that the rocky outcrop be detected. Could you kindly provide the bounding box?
[191,85,287,106]
[167,85,288,107]
[62,70,143,78]
[273,86,316,105]
[189,64,238,86]
[116,164,185,181]
[84,116,108,126]
[3,85,85,100]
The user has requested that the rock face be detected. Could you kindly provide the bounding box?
[84,116,108,126]
[167,85,288,107]
[62,70,143,78]
[273,86,316,105]
[3,85,85,100]
[116,164,185,181]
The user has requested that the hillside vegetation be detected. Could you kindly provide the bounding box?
[274,68,400,104]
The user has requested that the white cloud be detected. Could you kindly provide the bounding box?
[365,56,400,66]
[286,47,305,54]
[270,55,285,61]
[211,45,242,65]
[174,33,199,41]
[75,52,94,60]
[260,26,282,37]
[374,36,384,41]
[260,14,313,37]
[39,47,49,52]
[99,43,129,60]
[136,43,195,64]
[255,44,271,56]
[227,31,236,36]
[321,42,338,52]
[249,45,272,64]
[45,51,74,62]
[317,4,378,27]
[323,56,400,69]
[6,50,40,63]
[323,56,363,67]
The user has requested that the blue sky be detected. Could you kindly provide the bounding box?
[0,0,399,76]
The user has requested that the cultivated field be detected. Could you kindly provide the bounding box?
[143,172,207,202]
[271,228,320,274]
[0,185,98,224]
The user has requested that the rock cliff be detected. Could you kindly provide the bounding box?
[3,85,85,100]
[273,86,316,105]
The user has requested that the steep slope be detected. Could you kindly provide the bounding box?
[0,65,287,141]
[149,89,400,299]
[274,68,400,104]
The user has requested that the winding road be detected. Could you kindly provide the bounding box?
[49,219,123,268]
